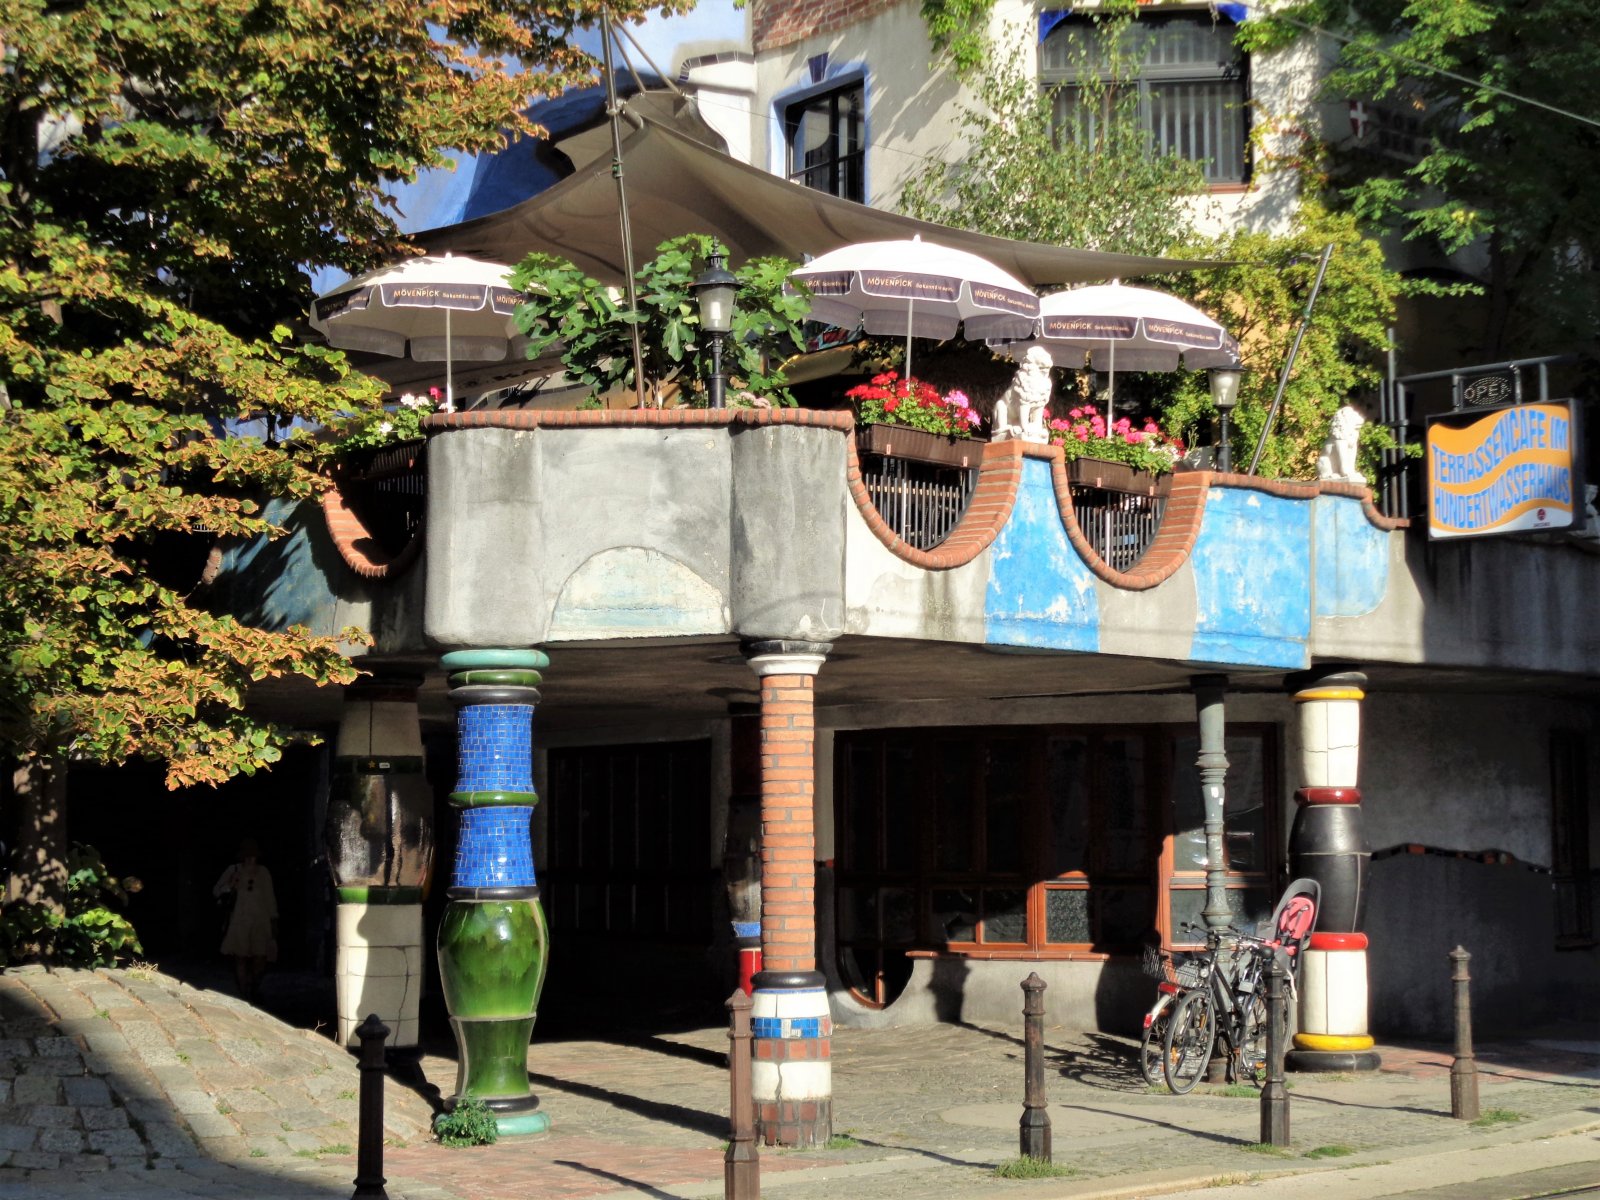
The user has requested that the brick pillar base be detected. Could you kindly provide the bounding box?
[746,640,831,1148]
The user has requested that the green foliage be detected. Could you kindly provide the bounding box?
[824,1133,862,1150]
[1304,1144,1357,1158]
[1163,205,1406,480]
[1243,0,1600,356]
[330,393,440,454]
[0,845,143,967]
[900,16,1204,257]
[0,0,684,909]
[511,235,810,407]
[434,1098,500,1147]
[1471,1108,1525,1128]
[993,1155,1076,1179]
[920,0,996,75]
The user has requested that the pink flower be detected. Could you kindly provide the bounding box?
[1074,428,1090,442]
[1068,408,1083,420]
[1126,431,1144,444]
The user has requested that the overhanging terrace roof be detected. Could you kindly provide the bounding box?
[418,111,1224,288]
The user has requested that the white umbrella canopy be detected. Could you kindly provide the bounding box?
[992,282,1238,420]
[790,236,1040,378]
[310,253,526,411]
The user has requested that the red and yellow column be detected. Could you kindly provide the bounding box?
[1286,667,1381,1071]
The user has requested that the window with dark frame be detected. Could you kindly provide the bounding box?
[1040,14,1249,186]
[784,80,865,202]
[1551,730,1595,947]
[833,724,1278,1008]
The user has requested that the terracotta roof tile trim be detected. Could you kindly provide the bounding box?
[320,485,423,581]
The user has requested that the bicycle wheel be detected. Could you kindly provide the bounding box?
[1163,989,1216,1095]
[1234,992,1269,1087]
[1139,992,1176,1088]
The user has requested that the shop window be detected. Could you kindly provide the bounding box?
[834,724,1278,1008]
[784,80,865,201]
[545,741,712,942]
[1040,14,1249,186]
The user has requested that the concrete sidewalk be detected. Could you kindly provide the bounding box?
[0,967,1595,1199]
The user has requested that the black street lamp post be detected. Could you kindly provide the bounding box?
[693,251,738,410]
[1209,366,1244,473]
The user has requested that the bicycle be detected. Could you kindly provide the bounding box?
[1137,942,1202,1088]
[1161,922,1290,1095]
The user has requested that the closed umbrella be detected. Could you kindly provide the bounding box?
[310,253,525,412]
[790,236,1039,379]
[994,282,1239,421]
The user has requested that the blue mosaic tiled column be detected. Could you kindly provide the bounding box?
[437,648,551,1136]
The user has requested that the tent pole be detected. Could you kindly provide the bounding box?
[601,11,648,407]
[445,307,454,413]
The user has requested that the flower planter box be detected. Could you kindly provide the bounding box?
[857,424,979,469]
[1064,456,1173,498]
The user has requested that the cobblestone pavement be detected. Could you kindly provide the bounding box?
[0,966,1596,1199]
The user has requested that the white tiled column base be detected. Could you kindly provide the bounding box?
[1300,947,1370,1036]
[335,903,424,1048]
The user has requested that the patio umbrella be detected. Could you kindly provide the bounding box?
[994,282,1239,421]
[789,236,1039,380]
[310,253,524,412]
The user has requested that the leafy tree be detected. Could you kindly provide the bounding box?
[899,16,1205,258]
[512,235,811,406]
[1240,0,1600,357]
[1164,205,1405,480]
[0,0,682,926]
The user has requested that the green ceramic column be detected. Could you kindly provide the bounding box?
[437,648,551,1136]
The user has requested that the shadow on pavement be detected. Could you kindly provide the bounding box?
[552,1161,682,1199]
[526,1070,726,1138]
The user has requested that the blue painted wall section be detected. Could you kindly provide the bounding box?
[1314,496,1390,618]
[984,457,1100,651]
[1188,488,1312,668]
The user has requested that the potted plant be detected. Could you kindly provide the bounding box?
[847,371,983,468]
[1048,404,1185,496]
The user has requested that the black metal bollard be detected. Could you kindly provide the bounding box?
[1450,947,1480,1120]
[1260,954,1290,1147]
[352,1013,391,1200]
[1019,972,1051,1162]
[725,989,760,1200]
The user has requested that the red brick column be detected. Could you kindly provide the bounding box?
[744,639,831,1147]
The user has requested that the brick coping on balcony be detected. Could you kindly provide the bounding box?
[323,409,1407,589]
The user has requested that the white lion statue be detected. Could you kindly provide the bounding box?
[993,345,1054,444]
[1317,404,1366,484]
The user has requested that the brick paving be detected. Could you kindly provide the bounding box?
[0,965,1595,1199]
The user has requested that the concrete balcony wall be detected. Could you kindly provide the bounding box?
[224,414,1600,683]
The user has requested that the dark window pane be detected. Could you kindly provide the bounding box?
[983,889,1027,943]
[933,888,978,943]
[844,743,880,871]
[934,742,973,871]
[1171,733,1266,874]
[984,741,1025,873]
[881,888,916,942]
[1169,885,1268,939]
[1097,886,1154,946]
[1047,737,1090,875]
[1045,888,1091,944]
[884,745,917,873]
[1099,735,1149,873]
[786,83,865,202]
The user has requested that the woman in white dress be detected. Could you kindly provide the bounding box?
[213,838,278,1003]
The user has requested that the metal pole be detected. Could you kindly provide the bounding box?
[1247,243,1333,476]
[1193,675,1232,932]
[1260,955,1290,1146]
[352,1014,390,1200]
[710,331,726,410]
[1450,947,1480,1120]
[1019,973,1052,1162]
[599,12,648,407]
[725,989,760,1200]
[1217,410,1233,473]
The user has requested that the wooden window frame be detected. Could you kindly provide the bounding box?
[833,723,1281,1007]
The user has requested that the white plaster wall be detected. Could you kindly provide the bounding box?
[750,0,1323,240]
[842,503,991,642]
